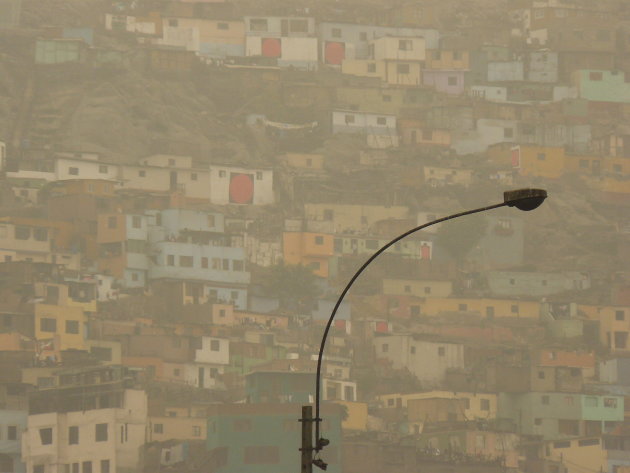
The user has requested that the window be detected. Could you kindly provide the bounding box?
[39,428,53,445]
[367,63,376,73]
[359,32,367,41]
[538,371,546,379]
[256,171,263,180]
[138,170,146,177]
[616,310,625,321]
[542,395,550,405]
[168,18,178,27]
[597,30,611,41]
[69,426,79,445]
[107,216,117,229]
[167,255,175,266]
[511,304,519,314]
[65,320,79,334]
[458,304,467,311]
[398,39,412,51]
[382,94,391,102]
[72,464,79,473]
[191,173,197,181]
[33,466,44,473]
[100,460,110,473]
[153,424,163,433]
[233,419,252,432]
[244,446,279,464]
[179,256,193,268]
[486,306,495,318]
[95,424,108,442]
[433,50,441,60]
[222,259,230,270]
[34,228,48,241]
[289,19,308,33]
[132,216,142,228]
[410,346,416,354]
[315,235,324,245]
[69,167,79,176]
[422,129,433,141]
[534,9,544,19]
[410,305,420,316]
[453,51,462,60]
[217,22,229,30]
[344,114,355,124]
[99,165,108,174]
[233,260,244,271]
[404,285,411,293]
[193,425,201,437]
[250,19,268,32]
[366,239,378,250]
[0,460,13,473]
[332,28,341,38]
[210,339,221,351]
[308,262,320,271]
[14,226,30,240]
[534,418,542,425]
[589,71,603,81]
[219,170,226,178]
[424,287,431,294]
[504,128,514,138]
[7,426,17,441]
[447,76,457,86]
[40,318,56,333]
[604,397,618,408]
[480,399,490,411]
[201,257,208,269]
[585,396,598,407]
[397,64,410,74]
[382,343,389,353]
[438,346,445,356]
[82,462,92,473]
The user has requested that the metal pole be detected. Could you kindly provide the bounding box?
[300,405,313,473]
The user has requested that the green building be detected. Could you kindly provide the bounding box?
[498,392,624,440]
[206,403,343,473]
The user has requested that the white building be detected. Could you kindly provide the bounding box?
[373,334,464,387]
[208,165,273,205]
[21,390,147,473]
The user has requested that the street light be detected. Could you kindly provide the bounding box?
[301,188,547,472]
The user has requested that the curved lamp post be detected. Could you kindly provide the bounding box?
[304,188,547,471]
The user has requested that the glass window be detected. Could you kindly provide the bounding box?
[250,19,268,32]
[100,460,110,473]
[69,426,79,445]
[95,424,108,442]
[210,340,221,351]
[65,320,79,334]
[332,28,341,38]
[40,318,57,333]
[15,226,30,240]
[39,428,53,445]
[179,256,194,267]
[82,462,92,473]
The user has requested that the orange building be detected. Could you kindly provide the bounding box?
[282,231,334,278]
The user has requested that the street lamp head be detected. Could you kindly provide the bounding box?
[503,188,548,211]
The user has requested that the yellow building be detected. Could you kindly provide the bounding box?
[281,153,325,170]
[419,297,541,319]
[378,391,498,421]
[148,415,207,442]
[382,278,452,298]
[425,49,470,70]
[334,401,368,431]
[35,303,86,350]
[341,59,387,80]
[579,305,629,351]
[544,437,607,473]
[304,203,408,234]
